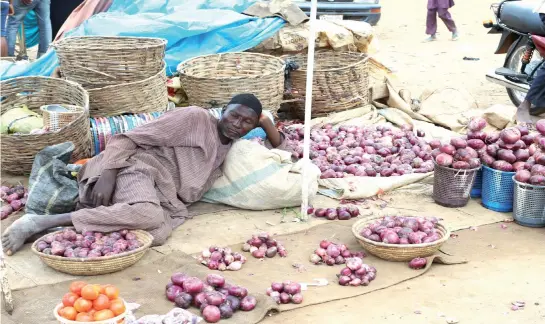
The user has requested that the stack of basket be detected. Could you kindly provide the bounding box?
[53,36,169,117]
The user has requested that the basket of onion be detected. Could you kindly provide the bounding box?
[351,215,450,261]
[512,172,545,228]
[31,228,153,275]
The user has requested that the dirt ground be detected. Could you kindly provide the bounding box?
[262,1,543,323]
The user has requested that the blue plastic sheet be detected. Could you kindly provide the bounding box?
[0,0,284,80]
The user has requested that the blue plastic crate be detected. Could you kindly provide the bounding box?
[470,169,483,198]
[481,165,516,212]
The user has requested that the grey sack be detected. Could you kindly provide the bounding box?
[25,142,79,215]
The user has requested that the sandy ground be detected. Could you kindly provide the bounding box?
[263,1,543,323]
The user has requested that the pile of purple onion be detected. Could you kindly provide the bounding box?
[198,247,247,271]
[359,216,442,245]
[35,228,141,258]
[1,185,27,220]
[166,273,257,323]
[337,258,377,286]
[309,240,366,266]
[313,205,360,220]
[266,281,303,305]
[241,232,287,259]
[280,123,435,178]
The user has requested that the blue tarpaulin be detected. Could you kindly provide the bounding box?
[0,0,284,80]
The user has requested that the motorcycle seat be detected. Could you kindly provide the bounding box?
[501,1,545,36]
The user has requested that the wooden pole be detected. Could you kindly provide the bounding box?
[300,0,318,221]
[0,243,14,315]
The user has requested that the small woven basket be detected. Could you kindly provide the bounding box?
[87,64,168,117]
[284,51,370,118]
[177,52,285,114]
[40,104,85,132]
[53,36,167,89]
[433,162,480,208]
[482,165,516,212]
[31,230,153,276]
[512,176,545,227]
[0,77,90,175]
[352,216,450,262]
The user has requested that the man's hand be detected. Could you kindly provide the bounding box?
[91,169,118,207]
[8,4,14,15]
[259,113,272,128]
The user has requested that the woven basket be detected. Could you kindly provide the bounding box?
[53,36,167,89]
[88,64,168,117]
[284,51,370,118]
[433,162,480,208]
[40,104,85,132]
[351,216,450,262]
[0,77,90,175]
[31,230,153,276]
[177,52,285,114]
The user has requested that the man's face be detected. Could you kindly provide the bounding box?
[218,104,259,140]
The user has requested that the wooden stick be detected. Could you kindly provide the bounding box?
[0,243,14,315]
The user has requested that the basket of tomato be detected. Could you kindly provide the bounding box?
[55,281,127,323]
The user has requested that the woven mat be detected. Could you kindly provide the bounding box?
[2,222,465,323]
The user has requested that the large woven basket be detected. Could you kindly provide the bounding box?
[177,52,285,114]
[351,216,450,262]
[0,77,90,175]
[285,51,370,118]
[53,36,167,89]
[31,230,153,276]
[88,64,168,117]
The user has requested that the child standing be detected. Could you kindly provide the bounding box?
[426,0,459,42]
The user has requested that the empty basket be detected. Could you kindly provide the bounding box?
[177,52,285,114]
[284,51,370,118]
[53,36,167,89]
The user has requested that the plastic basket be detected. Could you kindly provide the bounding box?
[40,104,85,132]
[54,300,127,323]
[512,176,545,227]
[481,165,516,212]
[433,162,480,208]
[470,169,483,198]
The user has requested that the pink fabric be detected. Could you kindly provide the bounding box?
[54,0,113,41]
[427,0,454,10]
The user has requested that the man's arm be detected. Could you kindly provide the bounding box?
[259,115,283,148]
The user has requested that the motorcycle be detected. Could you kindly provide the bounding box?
[484,0,545,112]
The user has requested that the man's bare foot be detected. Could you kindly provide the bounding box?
[516,100,533,125]
[1,213,72,255]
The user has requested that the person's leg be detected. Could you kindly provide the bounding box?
[437,8,458,40]
[6,0,30,56]
[425,9,438,41]
[1,1,9,56]
[33,0,52,58]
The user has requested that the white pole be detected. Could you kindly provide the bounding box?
[300,0,318,221]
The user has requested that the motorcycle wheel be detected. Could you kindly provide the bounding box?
[504,40,528,107]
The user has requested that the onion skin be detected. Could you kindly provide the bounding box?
[468,117,487,131]
[536,119,545,136]
[166,285,183,302]
[202,305,221,323]
[500,127,521,144]
[492,160,514,172]
[515,170,531,183]
[435,153,453,167]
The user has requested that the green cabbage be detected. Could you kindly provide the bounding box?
[0,105,44,134]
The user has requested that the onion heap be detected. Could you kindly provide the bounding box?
[313,205,360,220]
[309,240,366,266]
[279,123,435,178]
[166,273,257,323]
[1,185,27,220]
[266,281,303,305]
[359,216,442,245]
[241,232,287,259]
[198,247,247,271]
[337,258,377,286]
[35,228,141,258]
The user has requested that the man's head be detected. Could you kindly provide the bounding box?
[218,94,262,140]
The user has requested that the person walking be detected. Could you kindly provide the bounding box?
[7,0,51,58]
[425,0,459,42]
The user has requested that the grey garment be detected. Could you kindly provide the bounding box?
[25,142,79,215]
[243,0,308,26]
